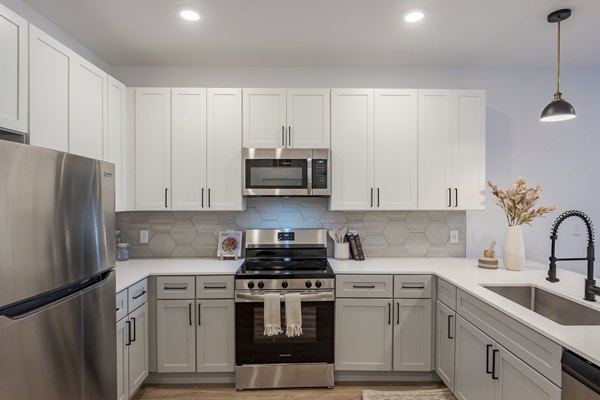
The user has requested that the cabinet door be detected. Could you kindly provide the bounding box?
[128,302,149,396]
[69,56,106,159]
[374,89,418,210]
[330,89,374,210]
[134,88,171,210]
[116,318,129,400]
[393,298,432,371]
[286,89,330,148]
[454,315,495,400]
[171,88,207,210]
[243,88,286,148]
[29,25,71,152]
[418,90,453,210]
[206,88,243,210]
[197,299,235,372]
[335,298,392,371]
[453,91,486,210]
[0,4,27,133]
[156,300,196,373]
[107,76,128,212]
[494,344,561,400]
[436,300,456,392]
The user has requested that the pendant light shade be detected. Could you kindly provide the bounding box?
[540,9,576,122]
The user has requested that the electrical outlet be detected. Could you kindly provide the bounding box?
[140,230,149,244]
[450,231,459,244]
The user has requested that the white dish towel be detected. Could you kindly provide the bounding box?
[263,292,283,337]
[285,292,303,337]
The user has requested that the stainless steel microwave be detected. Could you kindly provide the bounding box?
[242,148,330,196]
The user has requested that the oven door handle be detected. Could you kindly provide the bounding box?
[235,291,334,302]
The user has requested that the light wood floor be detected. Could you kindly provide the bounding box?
[133,382,443,400]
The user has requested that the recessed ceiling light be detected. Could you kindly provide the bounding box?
[404,10,425,23]
[180,9,200,21]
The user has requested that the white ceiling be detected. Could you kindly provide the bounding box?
[21,0,600,68]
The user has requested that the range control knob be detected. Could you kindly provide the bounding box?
[315,280,322,288]
[258,281,265,289]
[305,281,313,288]
[247,281,255,289]
[281,281,288,289]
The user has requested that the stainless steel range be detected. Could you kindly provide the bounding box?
[234,229,335,390]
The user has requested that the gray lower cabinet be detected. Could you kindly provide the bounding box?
[455,315,560,400]
[393,299,432,371]
[196,299,235,372]
[156,300,196,373]
[116,318,129,400]
[335,298,393,371]
[436,300,456,391]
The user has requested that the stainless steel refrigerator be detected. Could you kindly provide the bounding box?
[0,140,116,399]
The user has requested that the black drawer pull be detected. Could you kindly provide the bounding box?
[447,314,454,339]
[396,302,400,324]
[486,344,493,374]
[388,302,391,325]
[164,286,187,290]
[353,284,376,289]
[198,303,201,326]
[132,290,146,300]
[401,283,425,289]
[204,285,227,289]
[492,349,499,379]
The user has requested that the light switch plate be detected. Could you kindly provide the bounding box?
[450,231,459,244]
[140,230,149,243]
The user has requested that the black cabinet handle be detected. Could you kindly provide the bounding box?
[448,188,452,207]
[198,303,201,326]
[116,307,120,312]
[164,285,187,290]
[370,188,374,207]
[131,317,137,342]
[132,290,146,300]
[352,284,375,289]
[188,303,192,326]
[388,303,391,325]
[447,314,454,339]
[204,285,227,290]
[288,126,292,147]
[126,321,132,346]
[377,188,380,207]
[492,349,499,379]
[165,188,168,208]
[454,188,458,208]
[201,188,204,208]
[282,126,285,147]
[396,302,400,324]
[486,344,493,374]
[208,188,211,208]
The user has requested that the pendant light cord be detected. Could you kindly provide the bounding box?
[555,17,562,97]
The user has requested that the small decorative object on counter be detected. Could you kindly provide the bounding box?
[478,240,498,269]
[116,243,130,261]
[488,177,556,271]
[217,230,242,260]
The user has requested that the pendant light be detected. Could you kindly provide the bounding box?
[540,9,576,122]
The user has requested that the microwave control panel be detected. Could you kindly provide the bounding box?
[312,159,328,189]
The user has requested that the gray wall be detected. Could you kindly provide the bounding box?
[116,198,466,259]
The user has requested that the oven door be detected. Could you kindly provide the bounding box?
[235,291,334,365]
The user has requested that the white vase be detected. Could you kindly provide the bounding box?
[503,225,525,271]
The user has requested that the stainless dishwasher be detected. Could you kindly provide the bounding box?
[562,350,600,399]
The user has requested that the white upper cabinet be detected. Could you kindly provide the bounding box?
[330,89,374,210]
[374,89,418,210]
[70,56,107,160]
[29,25,71,152]
[107,76,128,212]
[243,88,286,148]
[0,4,27,133]
[286,89,330,148]
[171,88,208,210]
[418,89,485,210]
[243,88,330,148]
[206,88,243,210]
[134,88,171,210]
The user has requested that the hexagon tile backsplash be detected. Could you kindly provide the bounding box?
[116,198,466,258]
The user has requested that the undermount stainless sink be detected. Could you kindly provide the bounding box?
[482,285,600,326]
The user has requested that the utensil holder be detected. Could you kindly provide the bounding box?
[334,242,350,260]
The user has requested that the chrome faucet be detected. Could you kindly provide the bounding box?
[547,210,600,301]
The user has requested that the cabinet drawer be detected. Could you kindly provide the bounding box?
[156,276,195,299]
[437,278,457,309]
[336,275,393,298]
[128,278,148,312]
[116,290,128,321]
[196,275,234,299]
[456,289,562,386]
[394,275,432,298]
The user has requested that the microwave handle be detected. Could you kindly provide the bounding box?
[307,157,312,195]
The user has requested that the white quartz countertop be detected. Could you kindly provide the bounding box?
[115,256,600,366]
